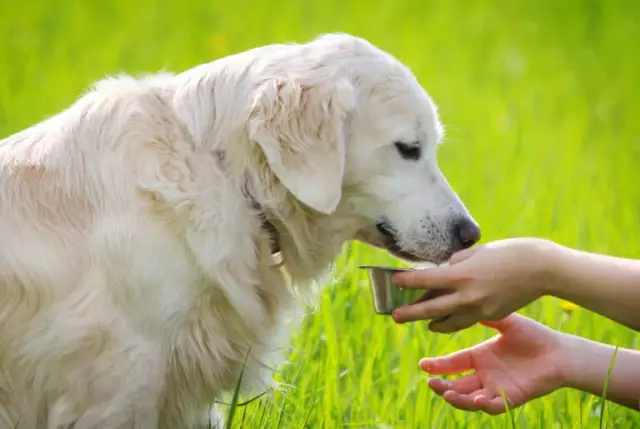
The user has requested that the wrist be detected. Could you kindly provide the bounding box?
[528,238,568,297]
[556,332,588,390]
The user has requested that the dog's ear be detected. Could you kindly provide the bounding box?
[248,77,355,215]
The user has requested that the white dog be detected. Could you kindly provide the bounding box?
[0,33,480,428]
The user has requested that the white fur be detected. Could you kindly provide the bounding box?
[0,33,477,428]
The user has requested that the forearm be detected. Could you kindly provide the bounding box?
[545,243,640,331]
[563,334,640,410]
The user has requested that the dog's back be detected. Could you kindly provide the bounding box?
[0,76,197,428]
[0,64,287,427]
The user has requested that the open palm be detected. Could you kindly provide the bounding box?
[420,313,569,414]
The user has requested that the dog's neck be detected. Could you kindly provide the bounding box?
[171,76,345,278]
[214,148,355,288]
[214,149,284,269]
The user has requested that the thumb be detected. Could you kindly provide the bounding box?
[448,244,482,266]
[419,349,474,374]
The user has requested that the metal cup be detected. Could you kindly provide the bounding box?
[359,265,433,315]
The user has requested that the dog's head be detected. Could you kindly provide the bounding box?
[247,33,480,265]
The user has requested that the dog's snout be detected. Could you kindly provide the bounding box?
[453,218,481,249]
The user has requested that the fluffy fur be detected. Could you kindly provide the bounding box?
[0,33,479,428]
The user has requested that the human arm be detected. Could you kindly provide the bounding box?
[548,245,640,333]
[391,238,640,333]
[421,313,640,414]
[562,332,640,410]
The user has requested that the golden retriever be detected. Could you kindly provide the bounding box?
[0,33,480,428]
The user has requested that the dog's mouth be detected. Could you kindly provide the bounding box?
[374,222,421,261]
[356,222,451,264]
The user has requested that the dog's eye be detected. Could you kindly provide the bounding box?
[394,142,421,161]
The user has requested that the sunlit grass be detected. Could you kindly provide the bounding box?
[1,0,639,427]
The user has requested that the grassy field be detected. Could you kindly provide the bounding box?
[2,0,640,427]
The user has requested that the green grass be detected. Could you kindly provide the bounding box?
[2,0,640,427]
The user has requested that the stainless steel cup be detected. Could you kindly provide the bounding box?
[359,265,431,315]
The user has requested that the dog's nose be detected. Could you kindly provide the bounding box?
[453,218,481,249]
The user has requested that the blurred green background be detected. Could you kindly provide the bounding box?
[2,0,640,427]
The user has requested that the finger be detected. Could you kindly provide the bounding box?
[442,391,482,411]
[429,312,479,334]
[468,388,495,401]
[448,245,482,265]
[392,293,461,323]
[419,349,474,374]
[449,374,482,394]
[392,266,462,289]
[426,374,481,396]
[474,395,509,415]
[426,378,452,396]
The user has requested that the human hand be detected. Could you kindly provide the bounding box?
[392,237,560,333]
[420,313,570,414]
